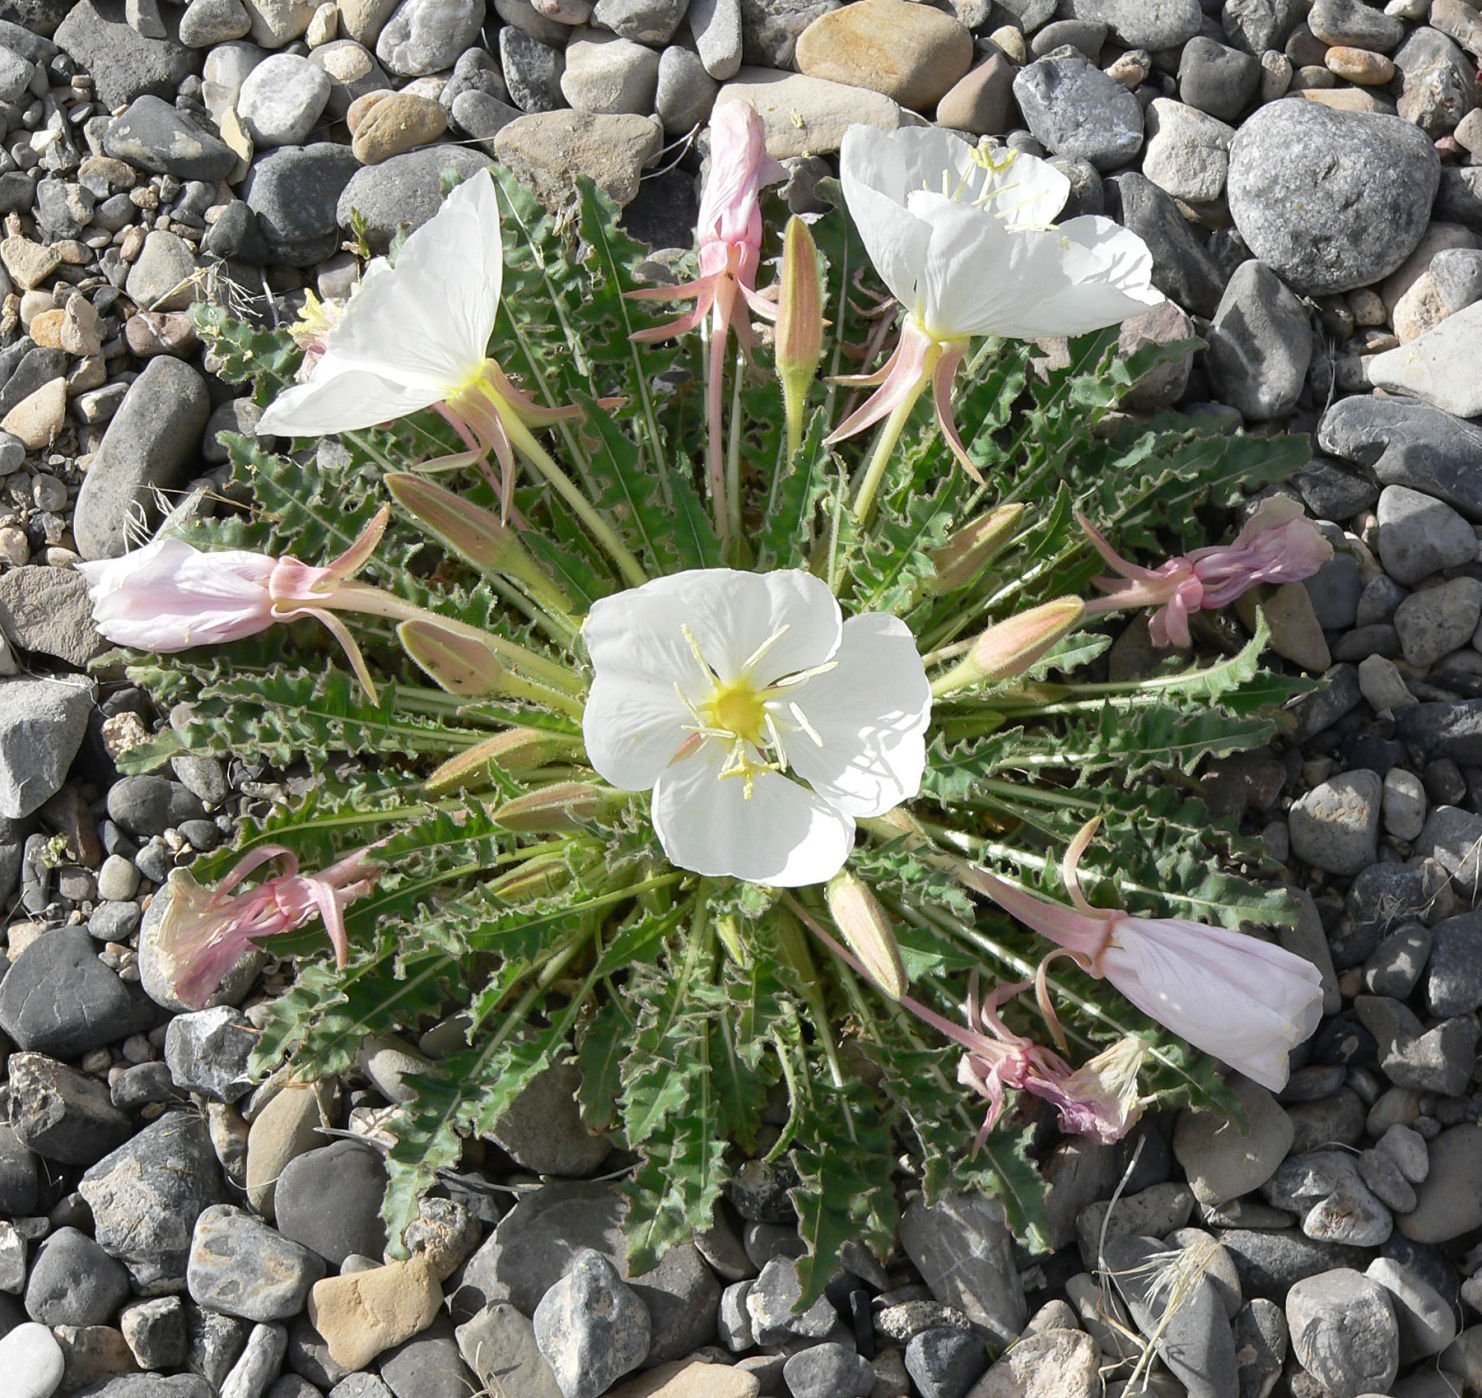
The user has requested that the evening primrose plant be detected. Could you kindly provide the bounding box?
[99,118,1328,1290]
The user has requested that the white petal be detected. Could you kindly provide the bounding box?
[312,170,503,392]
[609,569,841,686]
[839,126,941,315]
[651,741,855,886]
[581,671,693,792]
[975,149,1070,229]
[783,613,931,817]
[256,363,446,437]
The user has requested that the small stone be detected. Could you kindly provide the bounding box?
[1396,577,1482,667]
[793,0,972,110]
[1367,1257,1455,1361]
[690,0,741,77]
[1013,50,1143,169]
[308,1259,442,1372]
[1285,1268,1399,1397]
[120,1297,188,1370]
[375,0,484,76]
[899,1194,1025,1345]
[782,1341,874,1398]
[349,90,447,163]
[334,145,493,250]
[654,45,717,134]
[0,1323,64,1398]
[0,676,93,820]
[1370,300,1482,418]
[8,1052,133,1166]
[0,237,57,292]
[103,95,237,182]
[1289,770,1382,876]
[1325,44,1394,83]
[1142,97,1234,206]
[164,1007,259,1102]
[0,566,105,669]
[936,53,1014,136]
[188,1205,326,1322]
[455,1302,562,1397]
[1265,1151,1393,1247]
[221,1323,288,1398]
[745,1255,839,1346]
[533,1249,650,1398]
[243,0,316,43]
[1205,259,1310,419]
[561,30,659,116]
[1375,484,1477,585]
[275,1140,388,1266]
[905,1326,988,1398]
[1173,1077,1293,1209]
[494,110,660,209]
[605,1362,760,1397]
[179,0,253,44]
[25,1227,131,1326]
[238,52,332,146]
[970,1327,1098,1398]
[1179,34,1262,120]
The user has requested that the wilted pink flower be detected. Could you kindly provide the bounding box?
[81,509,401,699]
[155,842,381,1008]
[1080,497,1332,647]
[960,818,1324,1092]
[628,100,786,535]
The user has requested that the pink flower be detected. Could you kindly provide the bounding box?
[154,843,381,1009]
[960,819,1324,1092]
[80,509,398,699]
[628,100,786,537]
[1080,497,1332,647]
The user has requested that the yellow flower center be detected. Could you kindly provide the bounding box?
[706,681,768,746]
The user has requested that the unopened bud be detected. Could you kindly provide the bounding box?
[492,781,609,832]
[930,504,1024,595]
[425,728,578,796]
[486,850,572,901]
[933,597,1084,696]
[398,618,504,696]
[826,870,906,999]
[776,215,824,452]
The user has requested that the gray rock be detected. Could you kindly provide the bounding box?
[904,1326,988,1398]
[219,1323,287,1398]
[0,1125,39,1216]
[1401,1123,1482,1242]
[1375,484,1477,586]
[499,26,565,112]
[745,1255,840,1346]
[165,1008,259,1103]
[1264,1152,1392,1248]
[1307,0,1403,49]
[335,145,493,251]
[379,1315,477,1398]
[1060,0,1199,47]
[107,775,205,837]
[80,1112,227,1293]
[899,1193,1025,1346]
[1431,247,1482,313]
[486,1061,609,1177]
[120,1297,188,1370]
[1105,171,1226,316]
[1354,994,1476,1097]
[179,0,253,45]
[266,1379,321,1398]
[1222,0,1302,53]
[532,1250,649,1398]
[450,88,520,142]
[1289,769,1382,877]
[25,1228,131,1327]
[1214,1230,1370,1304]
[493,109,660,209]
[591,0,687,43]
[1438,166,1482,228]
[0,926,159,1058]
[188,1308,252,1388]
[274,1141,387,1266]
[1395,26,1473,134]
[1012,51,1143,170]
[630,1242,719,1363]
[104,95,235,180]
[1101,1233,1237,1398]
[1370,299,1482,419]
[739,0,835,66]
[126,228,200,311]
[1205,259,1310,420]
[53,0,199,107]
[1232,1299,1287,1398]
[1365,923,1431,998]
[0,347,66,419]
[72,1378,213,1397]
[308,38,389,117]
[0,676,93,819]
[0,567,97,667]
[454,1302,561,1397]
[783,1341,875,1398]
[1285,1268,1399,1397]
[1227,100,1439,295]
[327,1379,393,1398]
[1395,577,1482,668]
[7,1052,133,1166]
[73,357,211,561]
[1178,33,1261,120]
[1425,912,1482,1016]
[238,52,330,146]
[189,1205,325,1322]
[376,0,484,75]
[690,0,742,78]
[1141,98,1233,206]
[1366,1257,1456,1361]
[1173,1077,1293,1209]
[243,143,358,267]
[561,30,658,115]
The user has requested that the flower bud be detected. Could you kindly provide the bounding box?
[398,618,505,696]
[425,728,578,796]
[492,781,610,832]
[825,870,906,999]
[776,215,824,450]
[929,504,1024,595]
[933,597,1084,696]
[486,850,572,901]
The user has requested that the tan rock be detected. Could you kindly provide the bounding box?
[936,53,1015,135]
[714,67,919,159]
[245,1082,329,1220]
[1235,582,1331,673]
[493,110,662,209]
[986,23,1025,64]
[607,1360,761,1397]
[795,0,972,111]
[968,1328,1098,1398]
[351,91,449,164]
[308,1257,443,1371]
[243,0,316,45]
[339,0,397,46]
[2,378,66,450]
[1392,269,1451,342]
[1298,86,1397,114]
[345,86,392,133]
[60,296,104,358]
[306,0,337,44]
[1,236,59,291]
[1381,222,1482,312]
[1325,44,1396,83]
[28,307,65,349]
[54,1326,139,1392]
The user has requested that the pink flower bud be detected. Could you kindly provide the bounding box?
[825,869,906,999]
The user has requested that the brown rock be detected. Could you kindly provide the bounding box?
[245,1083,330,1221]
[1393,269,1451,342]
[1,237,59,291]
[351,91,449,164]
[607,1360,761,1397]
[1235,582,1331,673]
[494,110,661,209]
[1,378,65,450]
[1297,86,1397,114]
[61,296,104,358]
[1324,45,1395,83]
[936,53,1015,135]
[795,0,973,111]
[714,68,914,158]
[28,308,65,349]
[307,1258,443,1371]
[345,86,392,134]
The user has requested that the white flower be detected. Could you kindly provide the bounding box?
[257,170,505,438]
[582,569,931,887]
[839,125,1162,344]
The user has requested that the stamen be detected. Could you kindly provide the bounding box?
[763,711,791,772]
[741,623,791,674]
[787,701,823,747]
[765,658,838,690]
[681,623,716,678]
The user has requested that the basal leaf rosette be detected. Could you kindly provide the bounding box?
[105,117,1334,1286]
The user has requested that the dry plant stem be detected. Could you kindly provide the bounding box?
[500,412,649,589]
